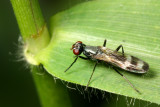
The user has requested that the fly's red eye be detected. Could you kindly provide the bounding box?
[73,49,79,55]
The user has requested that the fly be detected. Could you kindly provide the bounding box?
[64,40,149,93]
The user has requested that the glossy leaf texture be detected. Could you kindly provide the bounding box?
[36,0,160,104]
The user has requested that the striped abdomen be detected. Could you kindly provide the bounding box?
[117,55,149,73]
[94,47,149,73]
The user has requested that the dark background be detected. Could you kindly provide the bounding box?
[0,0,159,107]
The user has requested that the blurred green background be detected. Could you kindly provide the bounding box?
[0,0,159,107]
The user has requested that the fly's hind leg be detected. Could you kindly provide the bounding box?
[103,39,107,47]
[115,45,124,56]
[112,67,141,94]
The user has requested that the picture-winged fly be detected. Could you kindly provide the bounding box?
[64,40,149,93]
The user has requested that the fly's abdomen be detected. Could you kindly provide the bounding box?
[121,55,149,73]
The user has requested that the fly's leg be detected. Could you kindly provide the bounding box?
[64,56,89,72]
[85,61,99,91]
[64,56,78,72]
[103,39,107,47]
[115,45,124,56]
[79,56,89,60]
[112,67,141,94]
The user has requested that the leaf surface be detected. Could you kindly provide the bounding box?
[36,0,160,104]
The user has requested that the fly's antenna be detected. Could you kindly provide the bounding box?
[112,67,141,94]
[64,56,78,72]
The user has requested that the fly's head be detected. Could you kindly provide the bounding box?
[71,41,84,55]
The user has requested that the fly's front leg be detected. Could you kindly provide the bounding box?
[64,56,78,72]
[115,45,124,56]
[64,56,89,72]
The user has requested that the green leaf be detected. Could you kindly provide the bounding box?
[36,0,160,104]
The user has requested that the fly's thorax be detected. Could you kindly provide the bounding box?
[83,46,102,59]
[83,46,113,61]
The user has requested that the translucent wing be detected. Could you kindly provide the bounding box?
[93,46,149,73]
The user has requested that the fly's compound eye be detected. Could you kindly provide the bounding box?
[73,49,79,55]
[71,41,83,55]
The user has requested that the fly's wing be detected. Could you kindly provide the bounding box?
[123,55,149,73]
[94,47,126,68]
[94,47,149,73]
